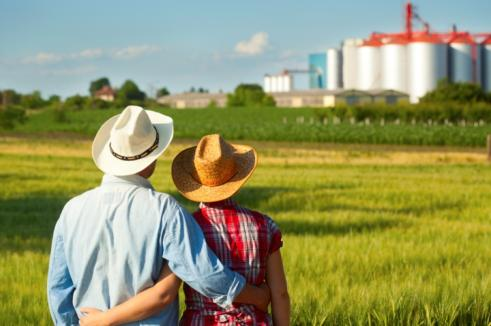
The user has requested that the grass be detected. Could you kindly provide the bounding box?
[1,136,491,325]
[6,106,491,147]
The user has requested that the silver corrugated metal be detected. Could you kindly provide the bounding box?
[449,42,473,83]
[381,43,407,93]
[326,48,342,90]
[408,41,448,103]
[264,75,272,93]
[342,38,362,89]
[483,43,491,92]
[357,44,381,90]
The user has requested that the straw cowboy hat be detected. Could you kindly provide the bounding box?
[92,105,173,176]
[172,134,257,202]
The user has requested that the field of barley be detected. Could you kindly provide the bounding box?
[1,136,491,325]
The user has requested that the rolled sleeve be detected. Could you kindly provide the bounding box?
[160,200,245,308]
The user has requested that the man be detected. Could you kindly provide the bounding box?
[47,106,268,325]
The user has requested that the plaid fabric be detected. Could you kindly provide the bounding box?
[180,199,283,326]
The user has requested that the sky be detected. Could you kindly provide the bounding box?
[0,0,490,98]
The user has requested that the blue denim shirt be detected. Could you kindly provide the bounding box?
[47,174,245,325]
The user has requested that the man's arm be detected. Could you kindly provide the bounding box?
[47,218,78,325]
[161,199,268,309]
[79,264,181,326]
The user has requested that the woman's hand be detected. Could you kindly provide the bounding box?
[80,307,110,326]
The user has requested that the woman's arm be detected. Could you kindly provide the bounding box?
[266,250,290,326]
[80,263,181,326]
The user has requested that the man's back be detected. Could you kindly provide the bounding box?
[50,174,179,324]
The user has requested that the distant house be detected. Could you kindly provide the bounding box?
[157,92,227,109]
[94,86,116,102]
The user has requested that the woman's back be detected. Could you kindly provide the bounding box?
[181,199,282,325]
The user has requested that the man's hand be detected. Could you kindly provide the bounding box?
[255,282,271,312]
[79,307,109,326]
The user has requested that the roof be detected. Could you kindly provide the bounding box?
[95,85,115,96]
[157,92,227,101]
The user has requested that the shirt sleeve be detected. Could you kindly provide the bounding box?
[265,215,283,254]
[47,214,79,325]
[159,198,245,308]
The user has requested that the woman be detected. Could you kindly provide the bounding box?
[81,134,290,325]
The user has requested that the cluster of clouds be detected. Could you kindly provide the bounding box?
[23,45,160,65]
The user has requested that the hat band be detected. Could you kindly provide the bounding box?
[109,126,159,161]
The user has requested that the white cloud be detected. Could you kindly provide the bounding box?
[112,45,160,59]
[23,52,64,64]
[234,32,269,56]
[73,48,103,59]
[22,45,159,65]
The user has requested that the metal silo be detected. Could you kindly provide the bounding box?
[482,36,491,93]
[271,76,278,93]
[264,75,272,93]
[408,34,448,103]
[381,36,408,93]
[449,34,474,83]
[342,38,363,89]
[326,48,342,90]
[284,74,294,92]
[357,38,382,90]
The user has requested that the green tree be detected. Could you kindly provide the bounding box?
[89,77,111,96]
[48,95,61,105]
[117,80,146,105]
[1,89,22,106]
[20,90,46,109]
[0,106,26,129]
[420,79,491,103]
[227,84,275,107]
[156,87,170,97]
[63,94,88,110]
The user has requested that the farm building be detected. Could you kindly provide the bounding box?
[271,89,408,107]
[157,92,227,108]
[94,86,116,102]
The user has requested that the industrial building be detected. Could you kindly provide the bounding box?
[265,1,491,104]
[272,89,408,108]
[157,92,227,108]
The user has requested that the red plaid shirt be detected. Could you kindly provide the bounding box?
[180,199,283,326]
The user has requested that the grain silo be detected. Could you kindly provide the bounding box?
[342,38,363,89]
[326,48,342,90]
[263,75,272,93]
[357,38,382,90]
[482,36,491,93]
[381,36,408,93]
[449,34,474,83]
[408,34,448,103]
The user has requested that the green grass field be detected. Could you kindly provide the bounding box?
[1,136,491,325]
[7,107,491,147]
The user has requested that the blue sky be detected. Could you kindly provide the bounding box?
[0,0,490,98]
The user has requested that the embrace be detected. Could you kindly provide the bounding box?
[47,106,290,325]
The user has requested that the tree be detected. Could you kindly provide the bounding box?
[20,90,46,109]
[117,80,146,105]
[63,95,87,110]
[156,87,170,98]
[420,79,491,103]
[1,89,21,107]
[227,84,276,107]
[89,77,111,96]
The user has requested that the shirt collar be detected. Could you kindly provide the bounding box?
[101,174,154,190]
[199,198,236,209]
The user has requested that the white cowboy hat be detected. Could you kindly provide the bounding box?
[92,105,173,176]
